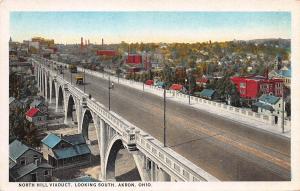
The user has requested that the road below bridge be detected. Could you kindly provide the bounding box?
[62,69,290,181]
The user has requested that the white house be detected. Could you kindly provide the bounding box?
[253,94,286,118]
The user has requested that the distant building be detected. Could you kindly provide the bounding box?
[9,140,53,182]
[196,77,209,88]
[126,54,142,65]
[269,66,291,88]
[231,75,283,99]
[196,89,218,100]
[41,133,91,169]
[169,84,183,91]
[96,50,117,56]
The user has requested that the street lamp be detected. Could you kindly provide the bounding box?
[108,75,112,111]
[84,68,86,93]
[281,83,285,133]
[163,85,167,147]
[185,77,191,105]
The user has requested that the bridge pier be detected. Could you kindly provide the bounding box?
[100,119,107,181]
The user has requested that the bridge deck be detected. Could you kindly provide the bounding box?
[61,69,290,181]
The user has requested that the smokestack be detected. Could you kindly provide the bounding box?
[102,38,104,46]
[80,37,83,49]
[88,39,90,45]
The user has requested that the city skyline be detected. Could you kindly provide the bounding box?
[10,12,291,44]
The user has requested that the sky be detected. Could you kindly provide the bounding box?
[10,12,291,44]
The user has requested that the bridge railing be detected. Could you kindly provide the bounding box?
[135,130,218,182]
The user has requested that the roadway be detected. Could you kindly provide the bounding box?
[61,68,290,181]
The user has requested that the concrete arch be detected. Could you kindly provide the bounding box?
[104,136,141,181]
[66,94,77,125]
[81,109,96,140]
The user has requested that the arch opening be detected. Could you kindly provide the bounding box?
[106,139,141,181]
[57,86,64,112]
[81,109,100,179]
[66,95,77,125]
[51,80,56,99]
[47,77,50,100]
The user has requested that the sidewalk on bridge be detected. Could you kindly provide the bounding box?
[79,69,291,139]
[110,75,291,139]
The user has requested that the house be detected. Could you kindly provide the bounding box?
[30,99,48,114]
[253,94,286,118]
[26,107,47,129]
[196,89,217,100]
[9,97,22,110]
[231,75,283,99]
[154,81,165,88]
[269,66,291,88]
[169,84,183,91]
[41,133,91,169]
[19,97,32,109]
[196,77,209,88]
[145,80,154,86]
[9,139,53,182]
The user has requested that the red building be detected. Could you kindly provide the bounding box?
[96,50,116,56]
[231,75,283,99]
[126,54,142,65]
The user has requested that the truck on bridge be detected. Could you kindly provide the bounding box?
[76,75,84,85]
[69,64,77,73]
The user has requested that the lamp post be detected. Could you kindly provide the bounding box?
[281,83,285,133]
[163,85,166,147]
[84,68,86,93]
[108,75,111,111]
[185,77,191,105]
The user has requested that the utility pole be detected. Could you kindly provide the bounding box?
[281,83,285,133]
[108,75,111,111]
[143,81,145,91]
[185,76,191,105]
[188,76,191,105]
[84,68,86,93]
[163,86,166,147]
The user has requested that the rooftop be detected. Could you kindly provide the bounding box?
[26,107,40,118]
[41,134,62,149]
[9,140,30,161]
[259,94,280,105]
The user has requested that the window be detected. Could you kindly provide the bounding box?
[240,83,246,88]
[278,111,280,114]
[20,157,26,165]
[44,170,49,176]
[279,104,281,108]
[33,155,39,161]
